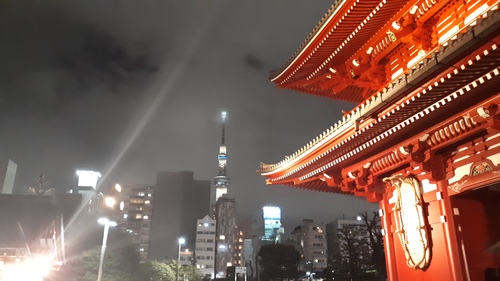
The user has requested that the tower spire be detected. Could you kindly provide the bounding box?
[214,111,229,202]
[221,111,227,145]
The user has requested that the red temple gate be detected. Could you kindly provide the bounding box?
[260,0,500,280]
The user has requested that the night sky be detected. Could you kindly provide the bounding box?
[0,1,377,229]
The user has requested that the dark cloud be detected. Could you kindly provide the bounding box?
[243,54,263,70]
[54,25,158,95]
[0,0,379,228]
[0,1,158,105]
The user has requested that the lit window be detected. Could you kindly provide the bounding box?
[136,214,142,219]
[138,191,145,196]
[139,248,145,252]
[204,223,209,227]
[143,215,149,220]
[145,200,151,204]
[147,193,152,197]
[123,214,128,219]
[219,235,225,240]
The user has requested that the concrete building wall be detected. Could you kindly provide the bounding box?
[0,160,17,194]
[149,171,211,260]
[292,219,328,271]
[214,196,237,277]
[116,184,154,261]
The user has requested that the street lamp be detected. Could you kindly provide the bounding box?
[176,237,186,281]
[97,217,117,281]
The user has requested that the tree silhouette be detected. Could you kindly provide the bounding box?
[140,260,176,281]
[62,244,140,281]
[257,244,301,281]
[28,174,54,195]
[361,211,386,280]
[330,212,385,281]
[331,225,372,281]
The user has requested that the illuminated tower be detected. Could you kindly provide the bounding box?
[213,111,229,202]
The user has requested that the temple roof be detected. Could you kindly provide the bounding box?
[261,4,500,196]
[271,0,410,102]
[270,0,500,103]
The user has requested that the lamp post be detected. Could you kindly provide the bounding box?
[306,260,314,281]
[97,217,117,281]
[176,237,186,281]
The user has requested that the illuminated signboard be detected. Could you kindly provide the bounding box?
[76,170,101,189]
[262,206,281,220]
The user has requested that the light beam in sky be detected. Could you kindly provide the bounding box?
[63,2,224,241]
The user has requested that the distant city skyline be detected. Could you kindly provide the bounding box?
[0,1,378,230]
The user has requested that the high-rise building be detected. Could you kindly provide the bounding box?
[261,206,283,244]
[0,159,17,194]
[240,215,263,279]
[243,206,284,277]
[150,171,211,260]
[214,196,237,277]
[291,219,328,272]
[114,184,154,261]
[233,228,244,268]
[195,215,216,278]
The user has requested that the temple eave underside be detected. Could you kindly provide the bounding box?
[261,9,500,201]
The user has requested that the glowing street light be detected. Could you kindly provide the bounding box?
[104,197,116,208]
[176,237,186,281]
[102,183,122,209]
[97,218,117,281]
[114,183,122,193]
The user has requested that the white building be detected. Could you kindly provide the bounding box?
[0,159,17,194]
[195,215,216,278]
[291,219,328,271]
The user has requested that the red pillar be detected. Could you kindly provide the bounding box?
[436,178,466,280]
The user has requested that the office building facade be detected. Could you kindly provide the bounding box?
[115,184,154,261]
[291,219,328,272]
[150,171,211,260]
[195,215,216,278]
